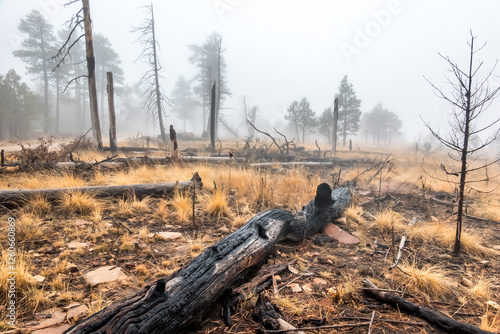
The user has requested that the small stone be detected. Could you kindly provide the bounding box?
[66,304,89,320]
[74,219,90,226]
[65,263,79,273]
[430,216,439,222]
[289,283,302,293]
[493,245,500,251]
[84,266,128,287]
[334,217,347,224]
[33,275,46,283]
[45,247,57,254]
[302,283,312,294]
[461,278,473,287]
[33,258,42,264]
[201,234,211,242]
[68,241,91,249]
[31,310,66,330]
[313,278,328,285]
[31,325,72,334]
[148,232,183,241]
[62,302,80,311]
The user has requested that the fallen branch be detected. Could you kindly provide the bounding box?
[363,278,494,334]
[63,183,352,334]
[263,322,371,333]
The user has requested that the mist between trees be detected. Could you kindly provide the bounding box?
[1,7,432,151]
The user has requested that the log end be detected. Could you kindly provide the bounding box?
[315,183,333,207]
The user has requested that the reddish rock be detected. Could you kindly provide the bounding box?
[323,223,360,245]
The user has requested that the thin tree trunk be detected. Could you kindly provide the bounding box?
[332,98,339,154]
[55,71,60,134]
[210,82,216,151]
[454,39,474,256]
[42,39,50,134]
[107,72,117,153]
[151,7,167,145]
[343,115,347,146]
[82,0,103,150]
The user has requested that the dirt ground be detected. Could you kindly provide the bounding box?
[1,148,499,333]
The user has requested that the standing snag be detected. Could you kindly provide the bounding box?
[423,31,500,256]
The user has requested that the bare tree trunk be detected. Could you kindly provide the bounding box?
[454,42,474,256]
[332,98,338,154]
[150,7,167,145]
[107,72,117,153]
[210,82,216,151]
[82,0,103,150]
[55,71,60,134]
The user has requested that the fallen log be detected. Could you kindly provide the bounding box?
[63,183,352,334]
[0,173,202,210]
[363,278,494,334]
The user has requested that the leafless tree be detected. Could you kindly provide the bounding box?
[132,4,170,145]
[53,0,103,149]
[423,31,500,256]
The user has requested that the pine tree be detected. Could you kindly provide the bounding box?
[13,10,56,133]
[335,75,361,146]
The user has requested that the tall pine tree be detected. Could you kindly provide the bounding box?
[335,75,361,146]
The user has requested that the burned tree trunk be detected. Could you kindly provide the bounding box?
[107,72,117,153]
[63,184,351,334]
[363,278,493,334]
[210,81,216,152]
[82,0,103,150]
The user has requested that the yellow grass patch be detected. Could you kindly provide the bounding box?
[169,189,192,223]
[395,261,455,300]
[203,188,230,218]
[60,191,101,215]
[372,209,405,232]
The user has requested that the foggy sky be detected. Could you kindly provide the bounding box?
[1,0,500,144]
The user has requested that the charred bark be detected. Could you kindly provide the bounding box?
[363,278,494,334]
[63,184,351,334]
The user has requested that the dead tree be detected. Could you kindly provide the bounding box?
[332,97,338,154]
[210,82,216,151]
[423,31,500,256]
[82,0,102,150]
[107,72,117,153]
[133,4,170,146]
[63,183,352,334]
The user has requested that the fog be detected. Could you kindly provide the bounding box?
[1,0,500,145]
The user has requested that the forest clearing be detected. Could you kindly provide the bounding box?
[0,138,499,334]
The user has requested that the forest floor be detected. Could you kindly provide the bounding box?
[0,140,499,334]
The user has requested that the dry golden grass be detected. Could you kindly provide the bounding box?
[481,308,500,332]
[371,209,405,232]
[470,193,500,221]
[466,274,492,303]
[168,189,192,223]
[203,187,230,218]
[60,191,101,215]
[116,196,152,217]
[409,220,497,257]
[0,250,48,319]
[395,261,455,300]
[119,234,134,252]
[154,198,170,219]
[135,264,150,277]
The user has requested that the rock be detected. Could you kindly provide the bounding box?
[62,302,81,311]
[289,283,302,293]
[74,219,90,226]
[302,283,312,294]
[430,216,439,222]
[33,258,42,264]
[461,277,473,287]
[66,304,89,320]
[493,245,500,251]
[31,324,72,334]
[323,223,360,245]
[148,231,183,241]
[313,278,328,285]
[314,235,332,245]
[334,217,347,224]
[65,263,79,273]
[84,266,128,287]
[33,275,46,283]
[45,247,57,254]
[68,241,91,249]
[31,310,66,330]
